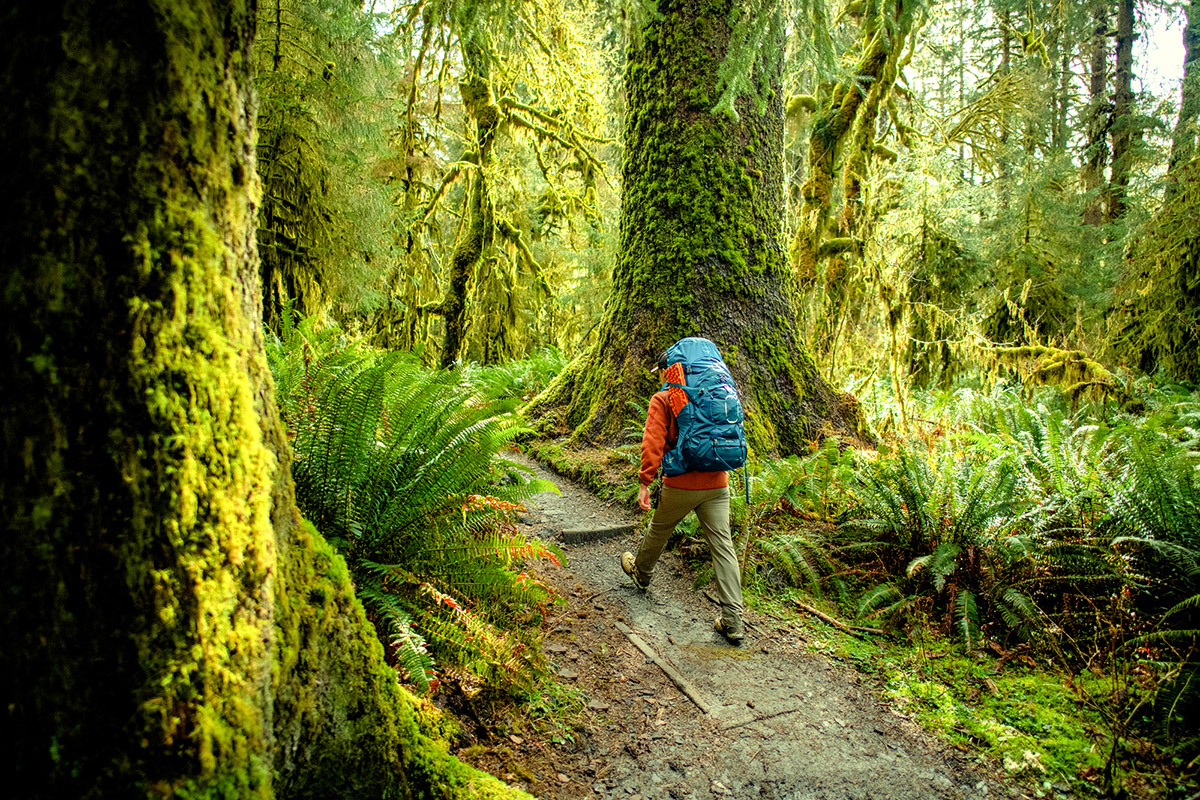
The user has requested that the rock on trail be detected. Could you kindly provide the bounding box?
[499,452,1015,800]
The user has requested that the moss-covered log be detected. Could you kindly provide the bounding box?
[526,0,872,456]
[0,2,525,798]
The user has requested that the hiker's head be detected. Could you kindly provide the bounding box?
[651,348,669,374]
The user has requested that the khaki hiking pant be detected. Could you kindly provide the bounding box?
[632,485,744,635]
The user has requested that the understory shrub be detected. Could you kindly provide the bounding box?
[267,316,563,693]
[741,380,1200,782]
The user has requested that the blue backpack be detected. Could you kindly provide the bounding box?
[660,337,748,477]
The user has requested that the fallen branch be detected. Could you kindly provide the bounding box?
[614,621,711,715]
[580,587,612,604]
[793,600,884,637]
[720,705,805,731]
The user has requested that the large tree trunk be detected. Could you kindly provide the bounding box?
[1166,0,1200,200]
[1107,0,1136,222]
[1082,1,1111,225]
[0,2,522,798]
[526,0,872,454]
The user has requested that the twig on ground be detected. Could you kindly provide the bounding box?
[720,705,805,731]
[792,600,884,637]
[581,587,612,604]
[614,621,711,715]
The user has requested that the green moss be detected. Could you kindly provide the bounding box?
[272,516,533,800]
[528,442,639,503]
[0,3,535,797]
[802,626,1106,793]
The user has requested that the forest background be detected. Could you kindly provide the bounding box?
[255,0,1200,791]
[253,0,1200,796]
[3,0,1199,798]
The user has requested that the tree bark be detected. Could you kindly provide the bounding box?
[439,39,498,369]
[0,2,523,798]
[1082,1,1111,225]
[1166,0,1200,200]
[1052,43,1069,151]
[1107,0,1135,222]
[526,0,873,454]
[997,3,1013,192]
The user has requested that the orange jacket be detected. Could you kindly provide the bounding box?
[639,389,728,491]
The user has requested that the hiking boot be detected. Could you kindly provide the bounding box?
[621,551,648,590]
[714,615,744,645]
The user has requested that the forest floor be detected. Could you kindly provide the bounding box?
[450,451,1033,800]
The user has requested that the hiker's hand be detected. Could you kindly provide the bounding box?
[638,485,651,511]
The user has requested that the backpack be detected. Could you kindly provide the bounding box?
[659,337,748,477]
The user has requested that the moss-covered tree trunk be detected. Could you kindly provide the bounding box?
[1106,0,1135,222]
[791,0,915,367]
[0,3,523,798]
[438,39,498,369]
[527,0,871,455]
[1166,0,1200,201]
[1082,1,1111,226]
[793,0,899,284]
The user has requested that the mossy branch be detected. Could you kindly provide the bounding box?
[414,158,471,224]
[873,143,899,161]
[498,96,609,184]
[495,218,552,296]
[986,344,1129,404]
[819,237,858,258]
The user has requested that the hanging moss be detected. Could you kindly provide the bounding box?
[987,345,1126,406]
[901,223,982,389]
[981,272,1075,347]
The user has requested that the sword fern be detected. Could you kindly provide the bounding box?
[267,319,561,692]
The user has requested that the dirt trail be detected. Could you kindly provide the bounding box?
[488,453,1017,800]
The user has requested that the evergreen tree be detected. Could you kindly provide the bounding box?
[1082,0,1112,225]
[1106,0,1136,221]
[528,0,872,454]
[1166,0,1200,199]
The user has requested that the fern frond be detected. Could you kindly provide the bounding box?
[955,590,981,649]
[857,583,910,620]
[358,578,435,690]
[268,320,562,694]
[757,532,834,597]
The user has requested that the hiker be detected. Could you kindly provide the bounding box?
[621,338,746,645]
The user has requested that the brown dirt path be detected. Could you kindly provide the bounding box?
[464,452,1025,800]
